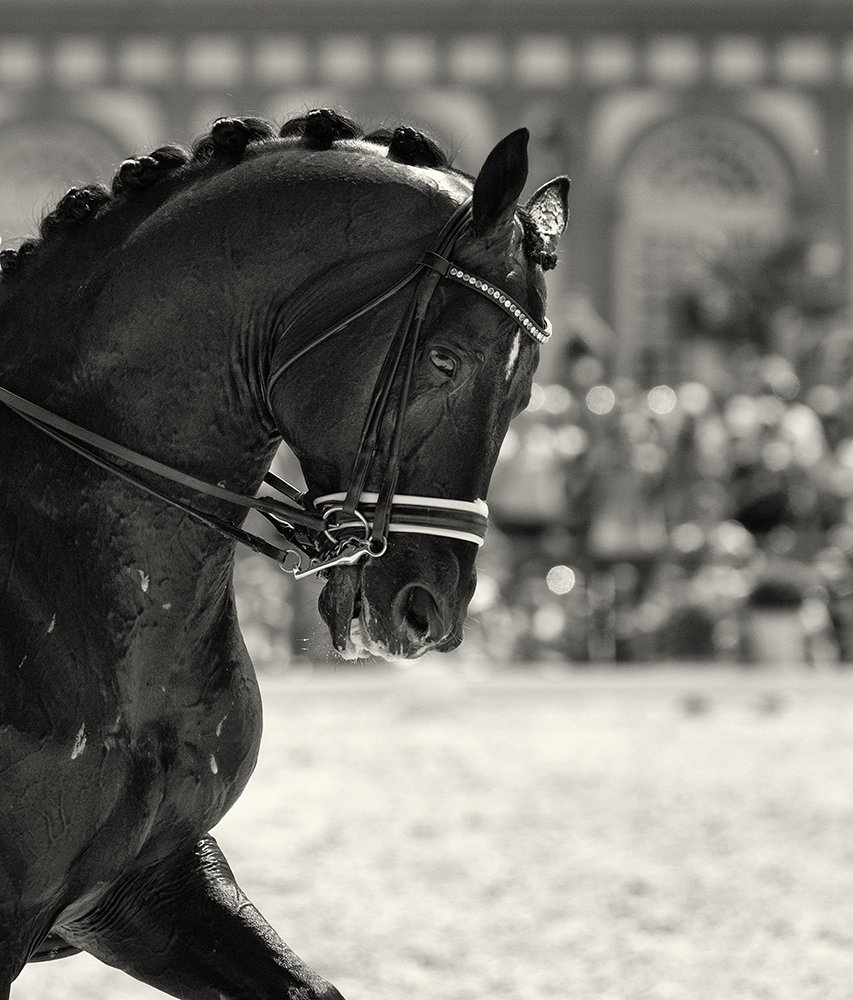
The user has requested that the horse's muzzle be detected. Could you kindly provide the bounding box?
[318,541,472,660]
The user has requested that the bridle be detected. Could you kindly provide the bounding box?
[0,196,551,580]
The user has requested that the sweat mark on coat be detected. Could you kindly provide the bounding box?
[71,724,87,759]
[124,565,150,593]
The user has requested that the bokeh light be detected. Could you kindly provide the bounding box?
[469,573,500,615]
[648,385,677,414]
[806,384,841,416]
[671,522,705,553]
[678,381,712,414]
[836,439,853,469]
[526,382,546,412]
[586,384,615,415]
[769,369,800,401]
[546,565,576,595]
[553,425,589,459]
[541,384,573,414]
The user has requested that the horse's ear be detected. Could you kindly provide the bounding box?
[471,128,530,238]
[524,177,571,253]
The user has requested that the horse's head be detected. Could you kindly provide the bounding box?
[271,127,569,659]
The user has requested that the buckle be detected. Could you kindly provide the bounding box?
[322,505,370,545]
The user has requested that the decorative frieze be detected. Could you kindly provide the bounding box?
[646,36,702,86]
[119,37,178,85]
[776,37,835,85]
[583,37,636,85]
[711,36,767,85]
[0,31,852,92]
[0,38,42,86]
[514,36,573,87]
[253,37,309,86]
[53,36,108,86]
[447,36,506,84]
[384,35,439,86]
[317,35,374,85]
[185,35,243,87]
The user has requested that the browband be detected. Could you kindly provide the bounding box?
[420,251,552,344]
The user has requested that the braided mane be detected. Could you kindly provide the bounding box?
[0,110,455,282]
[0,108,553,281]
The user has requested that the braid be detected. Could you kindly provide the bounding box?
[192,117,275,164]
[111,145,189,197]
[386,125,449,168]
[0,240,40,277]
[1,111,460,283]
[40,184,112,240]
[279,109,363,150]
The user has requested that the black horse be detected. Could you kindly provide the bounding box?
[0,110,569,999]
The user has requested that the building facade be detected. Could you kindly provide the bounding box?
[1,0,852,384]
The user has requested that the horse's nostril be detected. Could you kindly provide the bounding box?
[401,585,448,643]
[406,587,430,634]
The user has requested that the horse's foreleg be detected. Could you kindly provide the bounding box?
[61,835,345,1000]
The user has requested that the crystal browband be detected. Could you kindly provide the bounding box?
[421,251,553,345]
[315,492,489,547]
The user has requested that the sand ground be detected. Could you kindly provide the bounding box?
[13,663,853,1000]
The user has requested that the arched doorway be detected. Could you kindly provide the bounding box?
[614,114,793,385]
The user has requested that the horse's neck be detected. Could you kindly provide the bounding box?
[5,193,285,487]
[1,156,455,553]
[1,211,279,612]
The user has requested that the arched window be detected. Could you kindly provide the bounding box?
[614,115,793,385]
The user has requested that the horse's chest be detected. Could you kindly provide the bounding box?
[0,664,262,918]
[120,676,262,838]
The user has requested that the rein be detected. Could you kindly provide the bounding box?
[0,196,550,580]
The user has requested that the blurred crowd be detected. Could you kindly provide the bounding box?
[477,364,853,665]
[237,231,853,667]
[472,231,853,665]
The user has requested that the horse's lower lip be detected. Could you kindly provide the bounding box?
[317,566,360,652]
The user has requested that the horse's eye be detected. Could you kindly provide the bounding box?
[429,349,458,378]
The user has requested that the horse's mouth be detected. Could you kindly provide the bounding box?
[337,589,384,661]
[318,564,461,661]
[317,565,382,660]
[317,565,358,655]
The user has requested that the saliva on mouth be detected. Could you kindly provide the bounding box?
[350,593,363,638]
[342,592,372,661]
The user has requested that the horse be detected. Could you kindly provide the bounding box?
[0,108,569,999]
